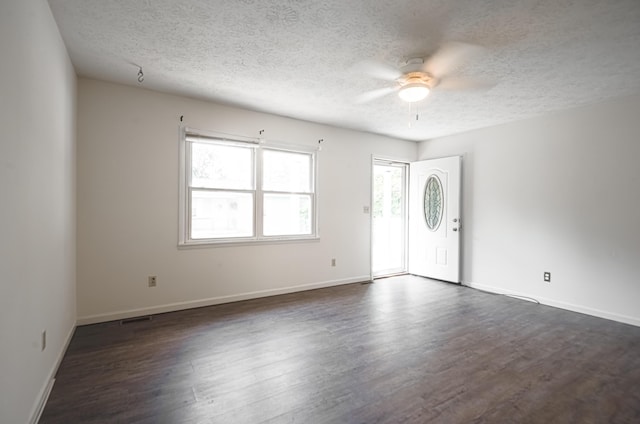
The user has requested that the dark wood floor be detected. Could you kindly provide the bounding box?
[41,275,640,423]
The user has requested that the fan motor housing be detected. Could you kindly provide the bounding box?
[399,71,436,89]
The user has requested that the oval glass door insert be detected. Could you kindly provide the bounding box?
[424,174,443,231]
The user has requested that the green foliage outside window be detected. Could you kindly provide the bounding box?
[373,168,403,219]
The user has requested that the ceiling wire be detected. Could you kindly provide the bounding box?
[137,67,144,83]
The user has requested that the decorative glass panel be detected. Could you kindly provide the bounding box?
[423,175,443,231]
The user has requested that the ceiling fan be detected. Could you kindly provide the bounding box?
[356,42,488,104]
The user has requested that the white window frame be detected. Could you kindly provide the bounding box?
[179,127,319,246]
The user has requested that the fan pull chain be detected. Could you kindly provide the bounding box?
[407,103,421,128]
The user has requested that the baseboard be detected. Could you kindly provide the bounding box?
[29,323,76,424]
[465,281,640,327]
[77,275,369,325]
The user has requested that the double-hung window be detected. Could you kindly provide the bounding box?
[180,128,317,245]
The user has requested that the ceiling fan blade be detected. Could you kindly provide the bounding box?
[436,76,495,91]
[355,87,397,104]
[423,42,484,78]
[355,60,403,81]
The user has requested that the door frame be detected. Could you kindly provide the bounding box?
[370,155,410,281]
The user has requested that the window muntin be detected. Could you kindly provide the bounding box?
[181,131,317,245]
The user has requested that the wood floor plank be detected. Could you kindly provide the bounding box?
[40,276,640,423]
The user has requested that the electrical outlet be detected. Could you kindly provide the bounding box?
[544,272,551,282]
[331,258,336,267]
[148,276,157,287]
[41,330,46,351]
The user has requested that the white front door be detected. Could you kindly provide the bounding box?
[408,156,461,283]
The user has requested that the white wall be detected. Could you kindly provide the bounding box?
[76,79,416,323]
[418,95,640,326]
[0,0,77,423]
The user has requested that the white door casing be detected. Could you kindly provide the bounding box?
[408,156,461,283]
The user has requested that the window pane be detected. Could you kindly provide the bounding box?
[191,190,253,239]
[263,193,311,236]
[262,150,311,192]
[191,143,253,189]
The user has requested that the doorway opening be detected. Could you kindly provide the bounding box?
[371,159,408,278]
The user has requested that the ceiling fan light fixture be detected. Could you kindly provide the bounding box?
[398,83,430,102]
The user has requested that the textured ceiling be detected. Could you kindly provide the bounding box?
[48,0,640,141]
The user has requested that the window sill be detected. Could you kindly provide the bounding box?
[177,236,320,249]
